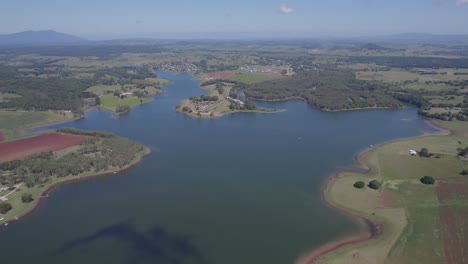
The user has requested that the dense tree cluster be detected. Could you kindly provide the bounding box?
[244,68,401,111]
[229,100,256,111]
[116,105,131,114]
[190,95,219,102]
[0,75,94,113]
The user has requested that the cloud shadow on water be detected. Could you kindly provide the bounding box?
[54,221,203,264]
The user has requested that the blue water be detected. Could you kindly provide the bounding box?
[1,72,435,264]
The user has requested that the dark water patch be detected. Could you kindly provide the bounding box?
[55,221,202,264]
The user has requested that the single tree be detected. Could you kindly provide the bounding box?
[354,181,365,189]
[457,147,468,157]
[419,148,431,158]
[420,176,435,185]
[368,180,381,190]
[0,202,12,214]
[21,193,33,203]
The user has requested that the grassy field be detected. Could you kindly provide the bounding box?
[434,120,468,135]
[315,132,468,264]
[100,94,151,110]
[0,110,74,141]
[86,84,121,95]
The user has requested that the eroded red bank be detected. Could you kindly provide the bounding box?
[0,133,86,162]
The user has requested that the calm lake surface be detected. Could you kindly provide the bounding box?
[0,72,435,264]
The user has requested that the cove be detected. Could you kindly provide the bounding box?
[0,72,436,264]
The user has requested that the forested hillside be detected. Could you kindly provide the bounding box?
[244,68,401,111]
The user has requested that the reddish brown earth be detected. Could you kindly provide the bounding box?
[204,72,235,79]
[380,188,399,208]
[437,181,468,264]
[0,133,86,162]
[298,222,384,264]
[0,131,4,142]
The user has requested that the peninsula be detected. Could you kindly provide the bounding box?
[0,128,150,224]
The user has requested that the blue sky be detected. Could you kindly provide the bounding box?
[1,0,468,38]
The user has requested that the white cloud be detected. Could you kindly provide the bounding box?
[279,4,295,14]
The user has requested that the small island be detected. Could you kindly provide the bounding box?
[176,80,280,118]
[0,128,150,224]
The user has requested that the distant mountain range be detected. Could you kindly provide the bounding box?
[0,30,86,46]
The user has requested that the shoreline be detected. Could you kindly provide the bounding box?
[0,147,151,228]
[299,118,451,263]
[247,96,395,112]
[176,104,284,119]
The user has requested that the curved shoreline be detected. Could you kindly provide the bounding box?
[246,96,393,112]
[299,119,451,264]
[0,147,151,228]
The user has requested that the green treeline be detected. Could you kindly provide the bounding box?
[0,64,157,114]
[244,68,401,111]
[0,76,94,112]
[0,129,146,188]
[56,127,116,138]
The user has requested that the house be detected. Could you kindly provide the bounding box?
[409,150,417,156]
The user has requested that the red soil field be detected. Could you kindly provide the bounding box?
[0,131,4,142]
[437,181,468,264]
[0,133,86,162]
[204,72,235,79]
[380,188,398,208]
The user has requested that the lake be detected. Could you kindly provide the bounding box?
[0,72,435,264]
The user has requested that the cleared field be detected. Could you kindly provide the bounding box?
[316,134,468,264]
[203,71,235,80]
[86,84,121,95]
[437,180,468,264]
[428,95,464,106]
[100,94,151,110]
[0,133,86,162]
[0,110,74,141]
[434,120,468,136]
